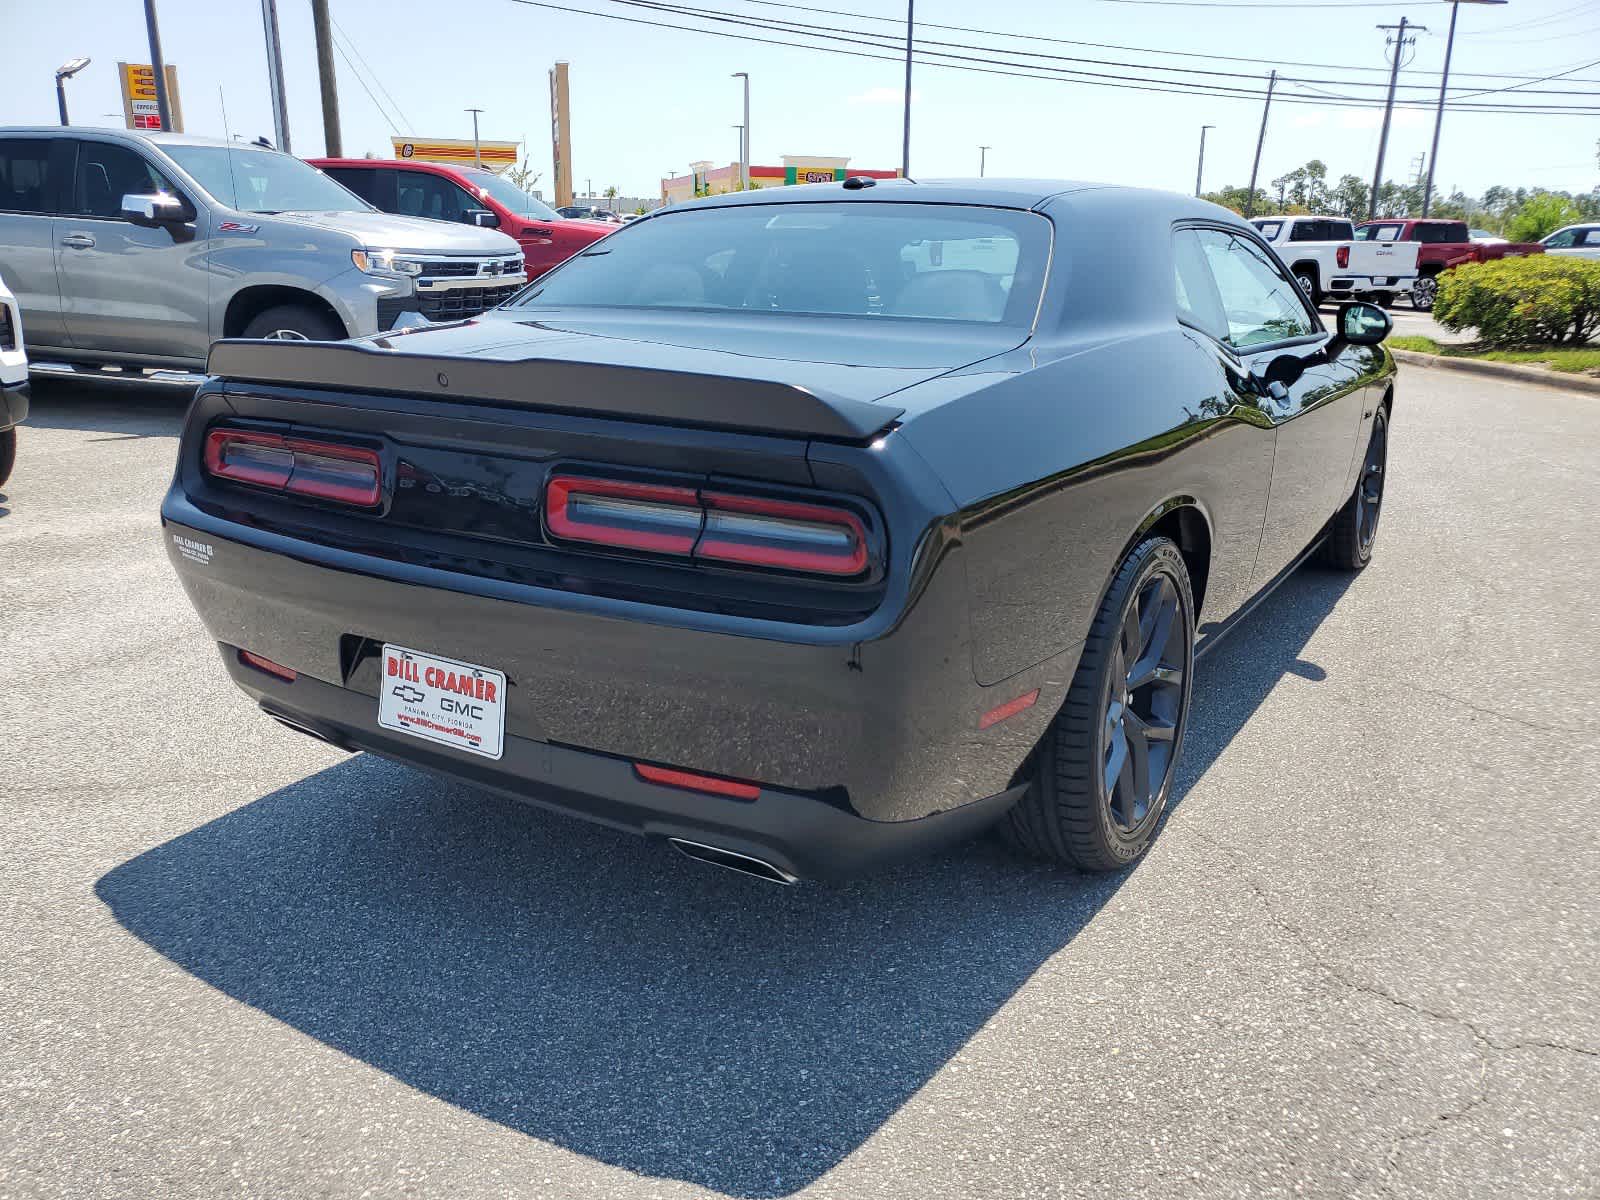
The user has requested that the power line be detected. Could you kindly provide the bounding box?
[331,15,417,130]
[328,30,400,134]
[502,0,1600,114]
[698,0,1600,80]
[1094,0,1448,8]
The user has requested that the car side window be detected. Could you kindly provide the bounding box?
[325,167,377,204]
[0,138,57,214]
[71,141,179,219]
[1543,229,1577,248]
[395,170,476,223]
[1172,229,1228,342]
[1194,228,1315,351]
[1584,229,1600,246]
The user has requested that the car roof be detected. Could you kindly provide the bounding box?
[0,125,264,151]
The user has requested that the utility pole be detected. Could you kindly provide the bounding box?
[900,0,914,178]
[978,144,990,176]
[732,72,750,190]
[1245,69,1276,217]
[143,0,173,131]
[1369,16,1422,220]
[1422,0,1506,216]
[467,108,484,168]
[1195,124,1215,197]
[260,0,291,151]
[310,0,342,156]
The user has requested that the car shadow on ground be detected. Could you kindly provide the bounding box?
[21,379,192,438]
[96,566,1355,1197]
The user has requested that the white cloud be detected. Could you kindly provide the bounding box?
[848,87,917,106]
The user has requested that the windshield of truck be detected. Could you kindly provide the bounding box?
[1356,223,1404,242]
[163,145,370,214]
[459,168,561,221]
[512,202,1051,326]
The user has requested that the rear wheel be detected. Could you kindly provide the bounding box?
[0,427,14,489]
[1410,275,1438,312]
[1294,269,1322,309]
[1002,537,1195,870]
[1322,405,1388,570]
[241,303,343,342]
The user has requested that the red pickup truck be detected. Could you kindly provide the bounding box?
[312,158,615,282]
[1354,218,1543,312]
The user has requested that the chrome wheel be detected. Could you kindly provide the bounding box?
[1103,571,1190,834]
[1411,276,1437,311]
[262,328,311,341]
[1295,272,1318,305]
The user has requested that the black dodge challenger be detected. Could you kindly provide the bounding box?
[162,179,1394,883]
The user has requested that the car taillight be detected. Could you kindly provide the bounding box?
[1336,245,1351,269]
[205,429,381,507]
[544,473,871,577]
[634,761,761,800]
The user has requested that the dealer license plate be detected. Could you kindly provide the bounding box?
[377,643,506,760]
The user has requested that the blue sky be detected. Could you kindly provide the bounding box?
[2,0,1595,201]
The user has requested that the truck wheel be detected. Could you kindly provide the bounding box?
[1294,269,1322,308]
[1001,536,1195,871]
[1410,276,1438,312]
[241,304,344,342]
[0,427,14,489]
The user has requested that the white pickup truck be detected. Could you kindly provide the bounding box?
[1250,215,1419,309]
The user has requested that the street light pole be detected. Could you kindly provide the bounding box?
[1195,125,1215,197]
[732,72,750,190]
[1421,0,1506,216]
[467,108,484,169]
[142,0,173,131]
[900,0,914,178]
[54,58,90,126]
[978,144,990,177]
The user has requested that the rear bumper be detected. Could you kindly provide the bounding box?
[161,492,1076,877]
[1326,275,1416,295]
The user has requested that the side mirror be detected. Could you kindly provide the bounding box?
[121,192,192,226]
[1338,301,1392,346]
[465,208,499,228]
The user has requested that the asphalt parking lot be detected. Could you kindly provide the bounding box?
[2,366,1597,1199]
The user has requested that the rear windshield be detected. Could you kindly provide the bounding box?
[1356,223,1404,242]
[511,201,1051,326]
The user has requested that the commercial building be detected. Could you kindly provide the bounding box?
[661,155,899,204]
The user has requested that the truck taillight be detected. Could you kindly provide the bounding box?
[1336,245,1351,269]
[544,473,871,578]
[204,429,381,507]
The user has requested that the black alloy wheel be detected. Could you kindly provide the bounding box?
[1002,537,1196,870]
[1323,403,1389,570]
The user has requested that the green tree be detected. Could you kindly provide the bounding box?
[1506,192,1584,241]
[503,158,542,194]
[603,184,619,211]
[1330,174,1368,218]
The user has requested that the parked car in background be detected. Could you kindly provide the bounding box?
[1469,228,1506,244]
[1250,214,1418,308]
[1540,224,1600,259]
[558,205,624,224]
[313,158,615,282]
[0,129,523,386]
[164,180,1396,883]
[0,272,25,487]
[1355,218,1544,311]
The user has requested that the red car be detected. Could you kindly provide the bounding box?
[311,158,615,281]
[1355,218,1543,312]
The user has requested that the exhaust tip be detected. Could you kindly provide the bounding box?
[668,838,799,885]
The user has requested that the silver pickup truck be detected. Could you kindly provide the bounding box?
[0,128,525,386]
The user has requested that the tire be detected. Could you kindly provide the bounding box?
[1002,537,1196,871]
[1322,404,1388,571]
[1294,269,1322,309]
[240,303,344,341]
[1410,275,1438,312]
[0,427,14,489]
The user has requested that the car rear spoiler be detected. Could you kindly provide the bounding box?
[206,339,903,442]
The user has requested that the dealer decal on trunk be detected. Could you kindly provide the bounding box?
[376,643,507,760]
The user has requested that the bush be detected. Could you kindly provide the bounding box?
[1433,256,1600,346]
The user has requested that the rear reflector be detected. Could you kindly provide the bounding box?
[978,688,1040,730]
[238,648,297,682]
[205,428,381,507]
[634,762,761,800]
[544,473,870,578]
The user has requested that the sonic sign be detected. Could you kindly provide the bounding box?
[390,138,519,174]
